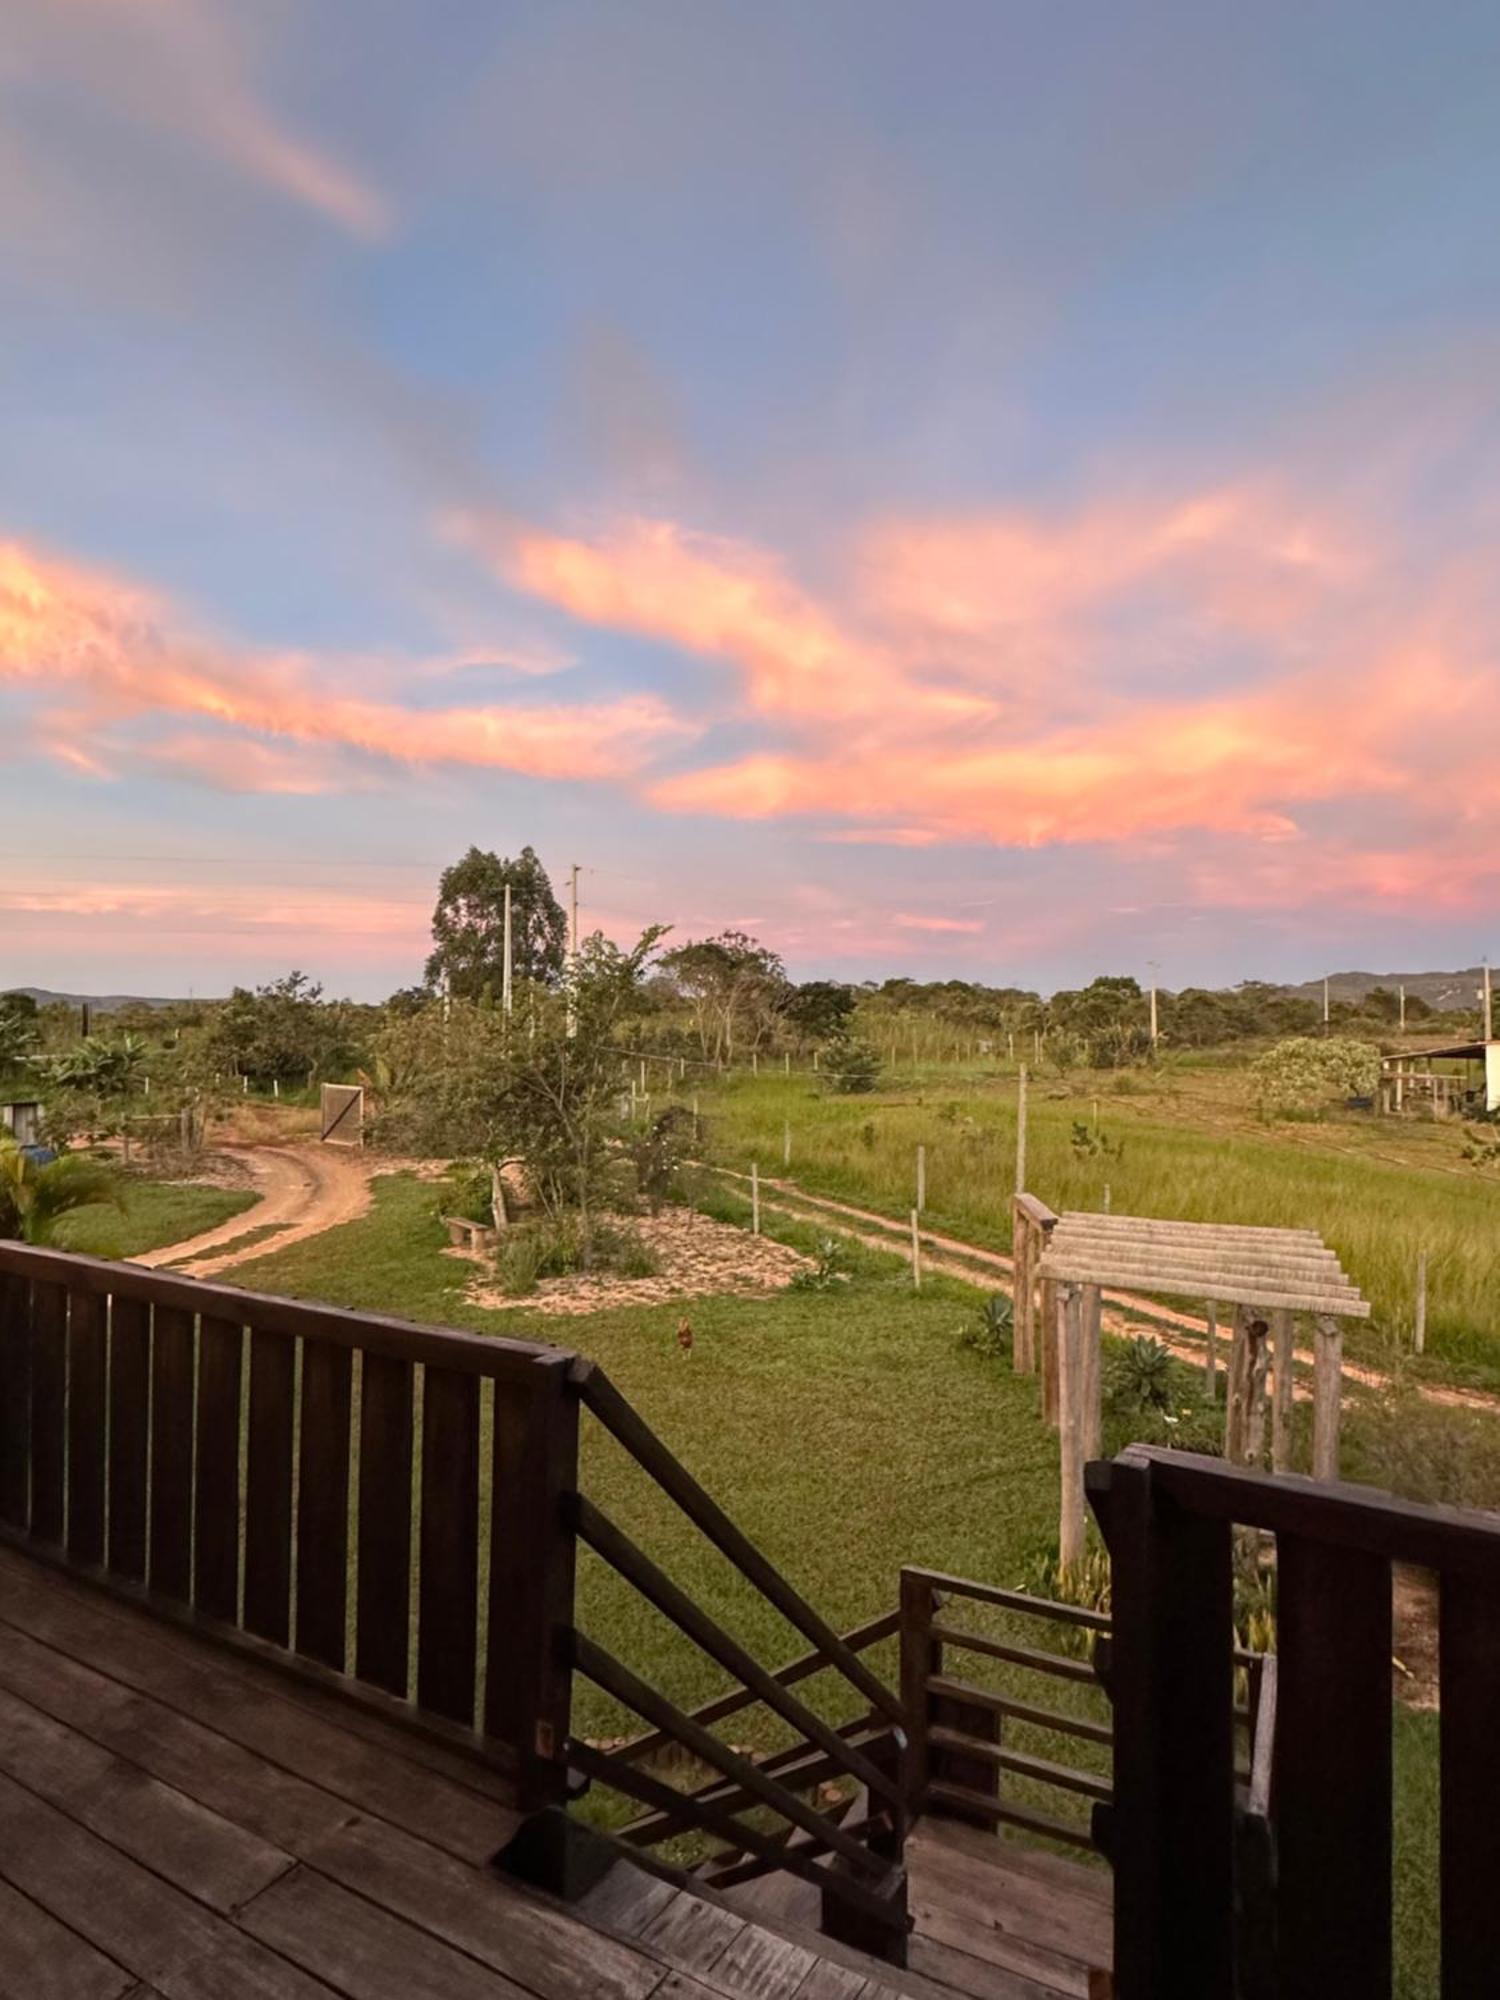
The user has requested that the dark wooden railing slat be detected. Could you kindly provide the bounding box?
[1088,1455,1236,2000]
[149,1303,195,1601]
[487,1358,577,1806]
[296,1335,352,1670]
[0,1272,32,1528]
[356,1350,414,1697]
[107,1295,150,1581]
[243,1328,295,1645]
[28,1281,67,1545]
[65,1288,107,1566]
[194,1315,244,1622]
[1440,1569,1500,2000]
[417,1365,479,1724]
[1273,1534,1392,1998]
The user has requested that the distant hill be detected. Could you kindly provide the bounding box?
[2,987,190,1014]
[1283,968,1487,1012]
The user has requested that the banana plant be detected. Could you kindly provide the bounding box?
[0,1136,123,1245]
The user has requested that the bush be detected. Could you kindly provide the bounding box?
[1106,1334,1174,1414]
[1343,1389,1500,1512]
[958,1292,1014,1360]
[822,1037,883,1095]
[1251,1035,1380,1118]
[789,1234,853,1292]
[493,1214,659,1295]
[625,1105,695,1213]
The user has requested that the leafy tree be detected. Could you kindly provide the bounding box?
[659,931,788,1062]
[425,846,567,998]
[47,1034,148,1096]
[784,980,855,1042]
[204,972,357,1085]
[0,995,38,1078]
[0,1136,122,1245]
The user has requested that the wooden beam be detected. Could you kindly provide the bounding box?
[1311,1315,1343,1482]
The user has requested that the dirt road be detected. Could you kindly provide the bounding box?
[135,1144,374,1277]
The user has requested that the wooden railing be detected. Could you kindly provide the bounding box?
[0,1242,576,1807]
[1089,1444,1500,2000]
[564,1359,910,1961]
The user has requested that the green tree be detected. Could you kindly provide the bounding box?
[660,931,789,1062]
[205,972,356,1084]
[784,979,855,1042]
[425,846,567,998]
[1252,1036,1380,1117]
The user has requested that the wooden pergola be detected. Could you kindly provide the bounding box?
[1013,1199,1370,1564]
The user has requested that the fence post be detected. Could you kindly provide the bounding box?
[751,1162,760,1236]
[915,1144,926,1214]
[1270,1309,1294,1473]
[1088,1454,1236,2000]
[486,1355,579,1811]
[910,1210,921,1290]
[1058,1284,1086,1568]
[1011,1199,1033,1373]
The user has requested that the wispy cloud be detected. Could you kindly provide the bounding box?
[0,540,694,790]
[6,0,389,240]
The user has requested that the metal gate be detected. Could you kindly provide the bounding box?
[319,1083,364,1146]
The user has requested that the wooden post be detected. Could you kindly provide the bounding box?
[1011,1200,1033,1373]
[1311,1315,1343,1481]
[750,1163,760,1236]
[1244,1319,1271,1466]
[1226,1306,1269,1465]
[1204,1301,1218,1394]
[1270,1309,1294,1473]
[915,1144,926,1214]
[1081,1284,1103,1461]
[784,1051,790,1074]
[1014,1066,1028,1195]
[1040,1278,1060,1428]
[782,1120,791,1168]
[910,1210,922,1290]
[1414,1250,1428,1355]
[1058,1284,1086,1569]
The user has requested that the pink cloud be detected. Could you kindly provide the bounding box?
[893,913,985,934]
[0,540,694,790]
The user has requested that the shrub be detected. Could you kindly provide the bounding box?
[789,1234,853,1292]
[958,1292,1014,1360]
[625,1105,695,1212]
[1343,1389,1500,1512]
[1251,1035,1380,1118]
[822,1037,883,1095]
[494,1214,660,1295]
[1106,1334,1174,1414]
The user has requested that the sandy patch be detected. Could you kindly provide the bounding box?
[464,1206,813,1316]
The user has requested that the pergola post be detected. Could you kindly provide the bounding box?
[1312,1315,1343,1481]
[1081,1283,1103,1460]
[1270,1308,1295,1473]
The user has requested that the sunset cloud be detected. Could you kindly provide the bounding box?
[0,541,692,791]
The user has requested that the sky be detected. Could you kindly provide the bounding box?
[3,0,1500,1000]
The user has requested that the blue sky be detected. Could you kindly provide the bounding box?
[3,1,1498,997]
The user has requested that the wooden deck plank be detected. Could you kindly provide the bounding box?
[0,1768,226,1982]
[793,1961,870,2000]
[906,1934,1074,2000]
[709,1925,820,1997]
[0,1618,355,1855]
[299,1813,660,2000]
[640,1893,746,1978]
[0,1682,293,1913]
[577,1861,681,1938]
[149,1933,349,2000]
[0,1876,136,2000]
[238,1865,532,1999]
[0,1551,513,1861]
[909,1906,1089,2000]
[0,1541,516,1804]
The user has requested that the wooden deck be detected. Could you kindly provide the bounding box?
[0,1543,1109,2000]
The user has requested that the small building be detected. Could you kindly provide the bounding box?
[0,1099,42,1147]
[1379,1041,1500,1117]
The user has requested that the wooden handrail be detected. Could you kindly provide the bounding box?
[573,1496,901,1809]
[572,1359,903,1725]
[613,1608,898,1762]
[571,1632,889,1880]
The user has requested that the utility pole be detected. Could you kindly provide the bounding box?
[1148,961,1159,1047]
[566,863,580,1038]
[502,882,513,1018]
[1484,958,1493,1043]
[1399,983,1406,1034]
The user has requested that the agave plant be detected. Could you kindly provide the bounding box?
[0,1136,123,1245]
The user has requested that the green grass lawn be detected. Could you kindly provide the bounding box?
[49,1176,257,1260]
[682,1066,1500,1389]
